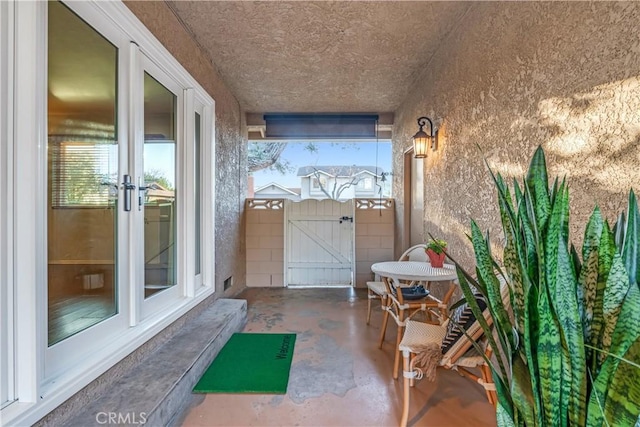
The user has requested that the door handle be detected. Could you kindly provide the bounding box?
[138,177,149,210]
[339,216,353,224]
[121,175,136,212]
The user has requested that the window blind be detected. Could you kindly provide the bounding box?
[264,114,379,139]
[49,141,115,207]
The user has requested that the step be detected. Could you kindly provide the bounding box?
[59,298,247,427]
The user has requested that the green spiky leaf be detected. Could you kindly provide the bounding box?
[579,208,604,348]
[621,190,639,288]
[588,285,640,425]
[600,253,631,357]
[471,222,514,352]
[525,146,551,233]
[536,288,563,426]
[543,182,587,424]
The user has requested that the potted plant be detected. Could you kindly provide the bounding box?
[425,238,447,268]
[445,146,640,426]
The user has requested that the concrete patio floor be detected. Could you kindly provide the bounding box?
[179,287,496,427]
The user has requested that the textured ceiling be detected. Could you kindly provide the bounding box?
[167,1,470,114]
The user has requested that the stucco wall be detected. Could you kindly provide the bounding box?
[393,2,640,268]
[125,1,247,295]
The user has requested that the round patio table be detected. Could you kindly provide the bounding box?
[371,261,457,284]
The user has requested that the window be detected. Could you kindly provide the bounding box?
[142,70,178,298]
[194,112,201,276]
[358,177,373,190]
[312,176,327,189]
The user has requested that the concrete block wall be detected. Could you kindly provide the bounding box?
[245,199,285,287]
[246,198,395,288]
[354,199,395,288]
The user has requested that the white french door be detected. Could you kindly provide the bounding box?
[134,52,185,320]
[39,0,214,391]
[4,1,215,423]
[45,0,132,379]
[45,3,191,373]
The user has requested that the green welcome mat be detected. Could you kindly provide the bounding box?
[193,333,296,394]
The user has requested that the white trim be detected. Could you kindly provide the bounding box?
[283,199,290,287]
[352,170,379,178]
[248,137,393,144]
[129,40,143,326]
[254,182,299,196]
[198,95,215,292]
[299,169,333,178]
[247,124,393,140]
[191,94,211,291]
[13,0,46,406]
[351,200,356,288]
[185,88,197,296]
[0,0,15,409]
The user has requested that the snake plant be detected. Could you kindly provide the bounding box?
[447,146,640,426]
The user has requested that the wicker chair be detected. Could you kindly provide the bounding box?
[397,280,508,427]
[365,244,427,325]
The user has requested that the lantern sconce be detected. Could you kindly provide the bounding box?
[412,116,437,159]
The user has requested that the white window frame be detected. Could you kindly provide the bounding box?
[0,0,15,410]
[190,94,215,294]
[3,1,216,425]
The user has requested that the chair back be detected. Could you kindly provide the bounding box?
[441,273,509,366]
[399,244,428,262]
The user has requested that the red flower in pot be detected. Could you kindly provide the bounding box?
[425,239,447,268]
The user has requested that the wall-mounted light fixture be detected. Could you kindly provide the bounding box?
[412,116,437,159]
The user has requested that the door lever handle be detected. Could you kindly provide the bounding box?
[138,177,149,210]
[121,175,136,212]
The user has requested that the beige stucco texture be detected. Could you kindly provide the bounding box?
[393,2,640,268]
[165,1,468,113]
[125,1,247,295]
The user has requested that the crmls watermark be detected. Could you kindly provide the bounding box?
[95,412,147,425]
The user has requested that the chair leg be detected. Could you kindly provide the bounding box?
[366,291,373,325]
[378,306,390,349]
[480,364,497,405]
[400,350,411,427]
[392,308,407,380]
[393,322,403,380]
[409,353,416,387]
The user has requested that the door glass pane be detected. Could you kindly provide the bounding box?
[143,73,176,298]
[194,112,201,276]
[47,1,118,345]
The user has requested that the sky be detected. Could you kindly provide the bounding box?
[251,141,392,189]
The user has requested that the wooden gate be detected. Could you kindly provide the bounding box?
[285,199,355,287]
